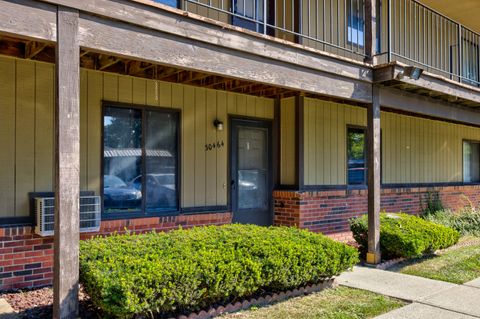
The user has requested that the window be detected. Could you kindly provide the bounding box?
[463,141,480,183]
[103,106,179,216]
[347,127,366,185]
[153,0,178,8]
[347,0,365,49]
[462,39,479,86]
[232,0,265,33]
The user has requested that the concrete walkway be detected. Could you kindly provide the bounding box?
[337,266,480,319]
[0,299,16,319]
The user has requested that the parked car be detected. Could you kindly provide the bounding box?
[103,175,142,209]
[130,174,177,210]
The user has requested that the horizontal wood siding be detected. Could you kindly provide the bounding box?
[0,56,274,218]
[303,97,480,185]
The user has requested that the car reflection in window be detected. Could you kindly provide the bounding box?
[103,175,142,210]
[130,174,177,211]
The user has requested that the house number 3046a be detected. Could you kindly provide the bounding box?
[205,140,224,151]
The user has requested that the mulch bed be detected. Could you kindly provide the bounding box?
[0,280,336,319]
[0,286,100,319]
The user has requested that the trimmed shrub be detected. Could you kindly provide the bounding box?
[80,224,358,318]
[350,213,460,259]
[424,208,480,237]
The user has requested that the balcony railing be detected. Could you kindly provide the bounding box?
[183,0,368,58]
[380,0,480,87]
[155,0,480,88]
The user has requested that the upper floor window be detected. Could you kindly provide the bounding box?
[347,0,365,49]
[347,127,367,185]
[103,106,179,217]
[232,0,265,33]
[462,38,480,86]
[153,0,179,8]
[463,140,480,183]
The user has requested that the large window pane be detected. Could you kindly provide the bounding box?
[103,107,142,213]
[347,127,366,185]
[145,111,178,212]
[463,141,480,182]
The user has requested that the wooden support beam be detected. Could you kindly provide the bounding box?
[76,14,372,103]
[54,6,80,319]
[25,41,48,59]
[98,55,121,70]
[380,87,480,127]
[0,0,56,42]
[366,85,381,264]
[364,0,377,64]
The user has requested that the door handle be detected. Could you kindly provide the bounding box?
[231,180,236,190]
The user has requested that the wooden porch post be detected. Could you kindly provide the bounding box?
[54,6,80,319]
[366,85,381,264]
[364,0,377,64]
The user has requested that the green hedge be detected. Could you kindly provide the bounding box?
[80,224,358,318]
[350,213,460,259]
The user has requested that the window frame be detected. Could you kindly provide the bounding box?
[101,101,181,220]
[462,139,480,184]
[346,0,365,50]
[461,37,480,87]
[345,124,383,187]
[346,125,368,186]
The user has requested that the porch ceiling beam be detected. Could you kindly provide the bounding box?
[0,0,56,42]
[35,0,372,83]
[25,41,48,59]
[75,13,372,103]
[54,6,80,318]
[374,63,480,105]
[379,87,480,127]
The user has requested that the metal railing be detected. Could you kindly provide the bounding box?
[382,0,480,87]
[184,0,367,57]
[178,0,480,87]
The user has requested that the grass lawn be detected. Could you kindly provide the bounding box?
[392,237,480,284]
[220,286,405,319]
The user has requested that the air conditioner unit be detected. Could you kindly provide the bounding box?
[34,196,101,236]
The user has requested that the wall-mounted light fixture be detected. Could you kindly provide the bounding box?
[213,119,224,131]
[398,66,423,80]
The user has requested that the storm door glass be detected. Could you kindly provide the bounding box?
[145,111,179,212]
[103,107,142,213]
[237,127,268,210]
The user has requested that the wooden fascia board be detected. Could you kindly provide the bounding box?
[0,0,56,42]
[77,14,372,103]
[34,0,372,83]
[374,63,480,105]
[380,87,480,127]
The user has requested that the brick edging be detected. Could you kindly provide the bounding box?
[176,278,336,319]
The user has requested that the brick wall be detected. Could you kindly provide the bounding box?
[274,185,480,240]
[0,212,232,291]
[2,184,479,291]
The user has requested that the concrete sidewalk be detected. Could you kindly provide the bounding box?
[337,266,480,319]
[0,299,16,319]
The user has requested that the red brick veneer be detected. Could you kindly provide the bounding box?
[0,212,232,291]
[274,185,480,240]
